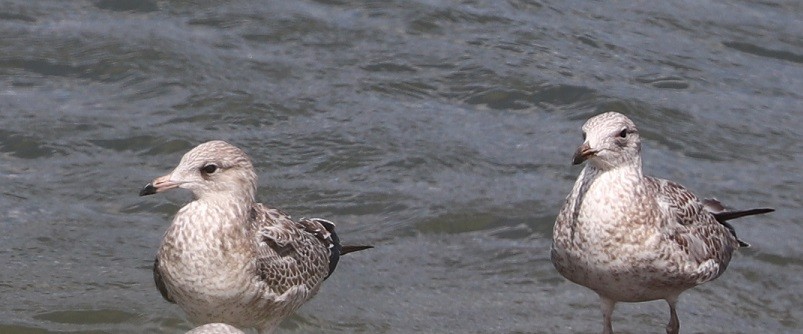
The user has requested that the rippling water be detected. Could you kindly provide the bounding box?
[0,0,800,333]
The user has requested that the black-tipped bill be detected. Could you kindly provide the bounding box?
[138,175,178,196]
[139,183,158,196]
[572,143,596,165]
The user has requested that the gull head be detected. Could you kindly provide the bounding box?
[139,140,258,201]
[572,112,641,170]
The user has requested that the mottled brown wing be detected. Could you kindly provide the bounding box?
[295,218,340,278]
[645,177,738,282]
[701,198,773,247]
[645,177,704,227]
[249,204,332,295]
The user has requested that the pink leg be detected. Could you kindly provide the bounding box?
[599,295,616,334]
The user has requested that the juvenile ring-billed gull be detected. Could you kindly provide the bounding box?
[139,140,372,334]
[551,112,773,334]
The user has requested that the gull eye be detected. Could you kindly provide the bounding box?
[618,129,627,138]
[201,164,218,174]
[582,132,587,140]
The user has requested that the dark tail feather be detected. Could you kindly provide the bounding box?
[712,207,774,248]
[325,243,372,279]
[713,208,774,222]
[341,245,373,255]
[313,218,373,279]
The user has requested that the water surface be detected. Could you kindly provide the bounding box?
[0,0,800,333]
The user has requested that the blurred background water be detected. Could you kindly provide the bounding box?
[0,0,800,333]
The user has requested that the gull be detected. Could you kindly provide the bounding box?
[139,140,372,334]
[551,112,773,334]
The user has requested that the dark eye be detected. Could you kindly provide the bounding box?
[201,164,218,174]
[582,132,587,140]
[618,129,627,138]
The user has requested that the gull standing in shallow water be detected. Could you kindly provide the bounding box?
[551,112,773,334]
[140,140,372,334]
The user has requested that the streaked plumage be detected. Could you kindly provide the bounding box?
[140,140,371,334]
[551,112,773,334]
